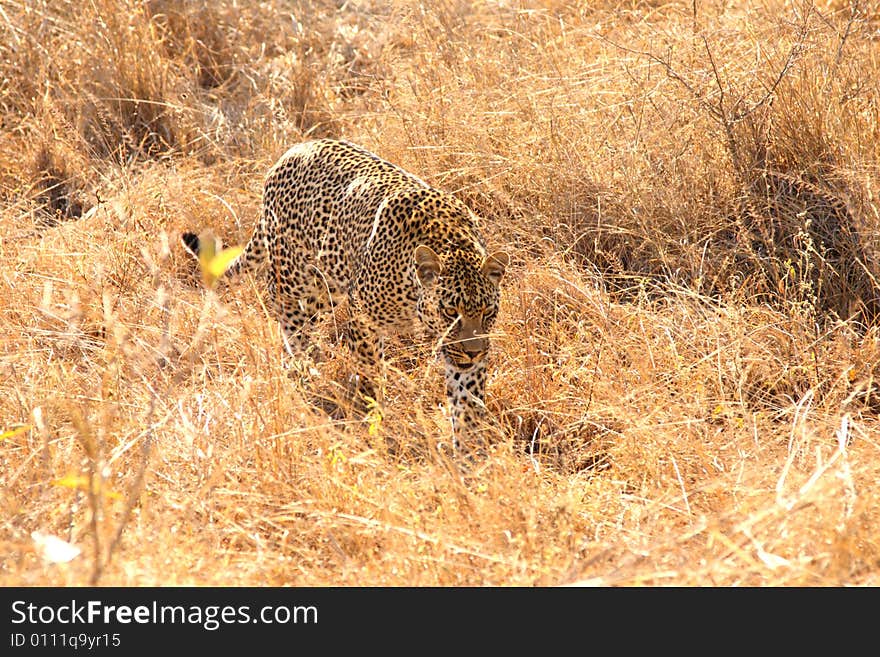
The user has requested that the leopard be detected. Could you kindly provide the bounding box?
[181,139,509,440]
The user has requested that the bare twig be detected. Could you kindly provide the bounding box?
[597,7,809,174]
[833,0,863,72]
[103,395,155,571]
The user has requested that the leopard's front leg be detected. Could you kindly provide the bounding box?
[443,353,488,449]
[344,312,384,411]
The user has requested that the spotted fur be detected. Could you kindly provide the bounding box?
[182,139,508,437]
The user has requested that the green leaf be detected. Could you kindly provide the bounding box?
[52,473,123,500]
[201,245,243,288]
[0,424,31,442]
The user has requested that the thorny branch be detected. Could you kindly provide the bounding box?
[596,4,812,167]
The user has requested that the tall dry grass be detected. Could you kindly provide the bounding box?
[1,0,879,586]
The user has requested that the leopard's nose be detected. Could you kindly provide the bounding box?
[461,334,487,357]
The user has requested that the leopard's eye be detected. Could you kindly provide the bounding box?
[442,306,459,320]
[482,308,497,322]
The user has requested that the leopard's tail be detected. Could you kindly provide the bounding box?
[181,214,268,280]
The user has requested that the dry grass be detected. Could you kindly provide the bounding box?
[2,0,880,586]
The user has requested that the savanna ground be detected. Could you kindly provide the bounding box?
[2,0,880,587]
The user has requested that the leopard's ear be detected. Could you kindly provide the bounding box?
[481,251,509,284]
[414,245,442,287]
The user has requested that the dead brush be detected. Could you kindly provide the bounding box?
[3,0,880,587]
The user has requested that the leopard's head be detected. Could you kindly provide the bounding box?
[414,244,509,367]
